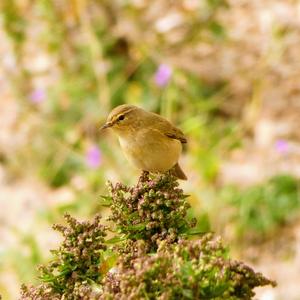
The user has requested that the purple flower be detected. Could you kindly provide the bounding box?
[30,88,46,104]
[154,64,172,87]
[275,139,289,154]
[86,145,102,169]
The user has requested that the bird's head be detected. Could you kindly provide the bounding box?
[101,104,142,134]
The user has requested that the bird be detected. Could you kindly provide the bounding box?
[101,104,187,180]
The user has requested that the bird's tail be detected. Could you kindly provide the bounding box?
[171,163,187,180]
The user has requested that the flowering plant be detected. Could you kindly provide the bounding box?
[21,174,275,299]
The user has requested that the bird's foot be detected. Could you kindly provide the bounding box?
[138,170,150,184]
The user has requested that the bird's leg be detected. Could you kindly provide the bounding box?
[138,170,150,184]
[167,169,175,179]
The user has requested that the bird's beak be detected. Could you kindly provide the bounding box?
[100,122,113,130]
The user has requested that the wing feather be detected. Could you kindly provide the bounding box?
[148,112,187,144]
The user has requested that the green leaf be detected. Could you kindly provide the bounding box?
[99,195,113,207]
[183,229,212,236]
[105,235,126,244]
[125,223,147,231]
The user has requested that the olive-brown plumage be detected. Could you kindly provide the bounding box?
[101,104,187,180]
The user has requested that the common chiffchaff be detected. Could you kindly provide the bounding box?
[101,104,187,180]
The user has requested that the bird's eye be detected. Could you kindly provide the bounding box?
[118,115,125,121]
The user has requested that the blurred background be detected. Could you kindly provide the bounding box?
[0,0,300,299]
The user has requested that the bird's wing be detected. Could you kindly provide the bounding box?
[150,112,187,144]
[165,129,187,144]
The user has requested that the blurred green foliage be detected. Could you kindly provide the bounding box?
[2,0,26,45]
[221,175,300,238]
